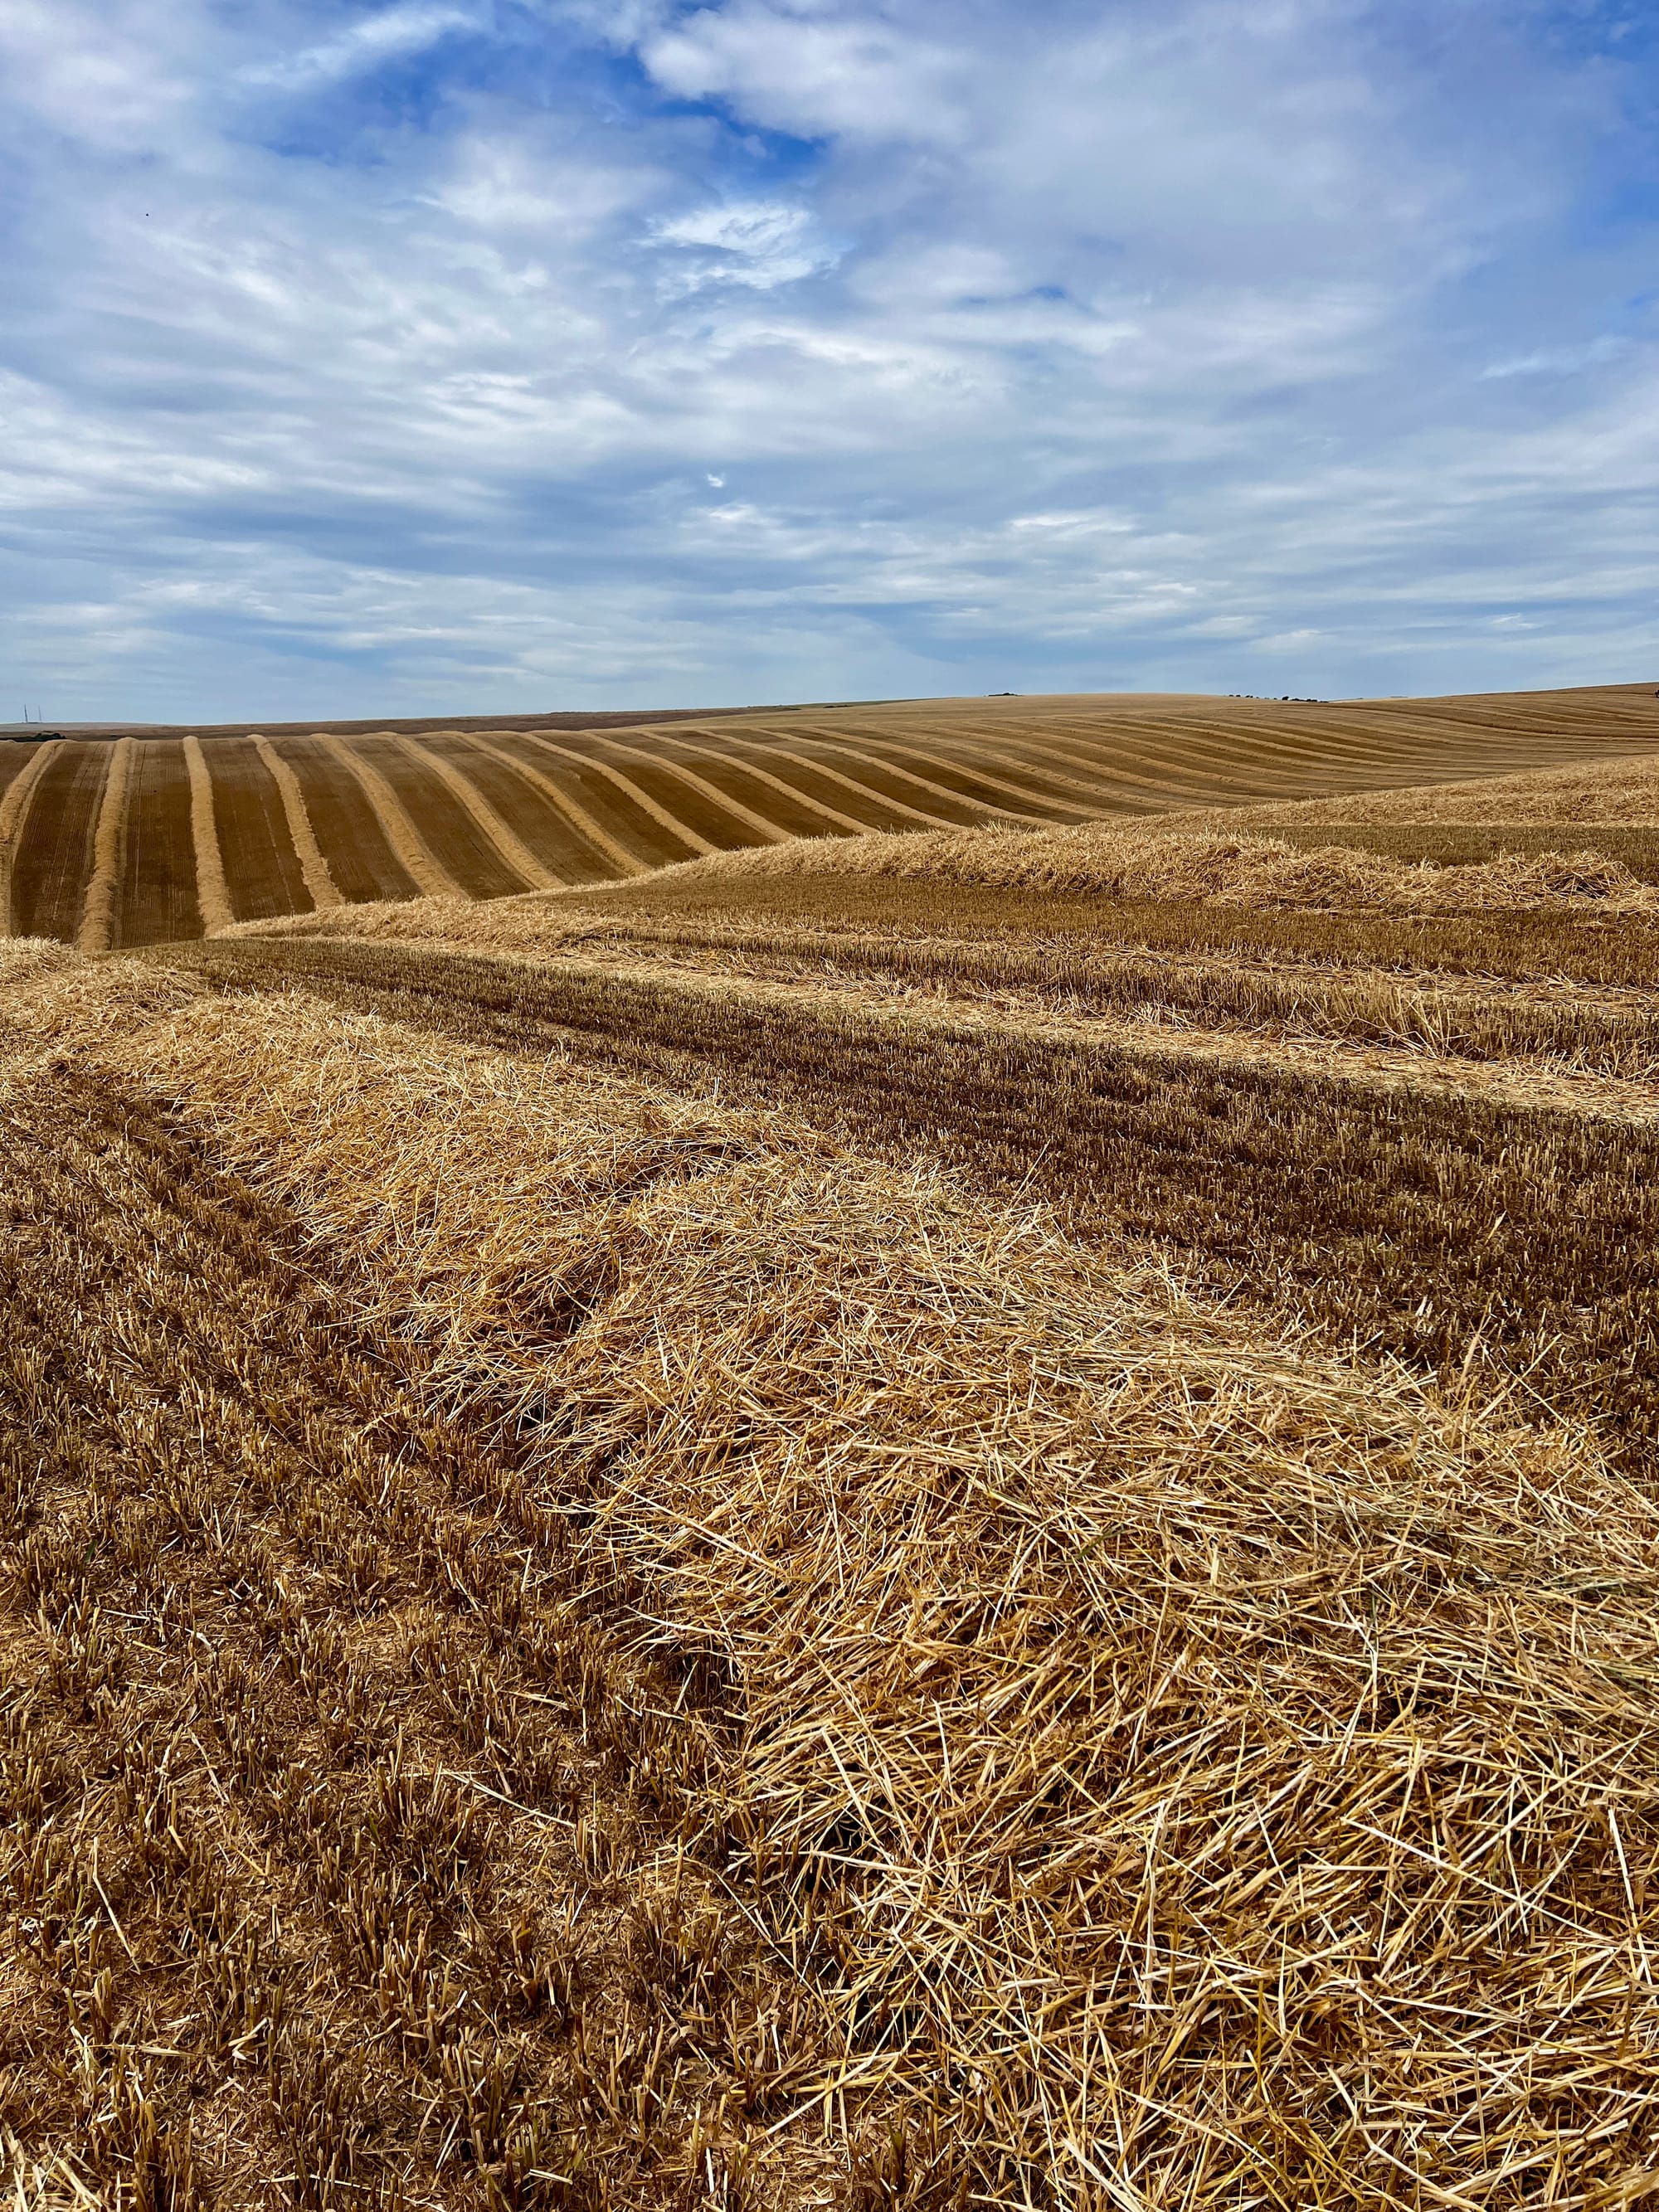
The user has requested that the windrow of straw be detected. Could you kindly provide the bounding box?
[461,733,651,876]
[19,958,1658,2209]
[221,887,1659,1079]
[74,737,133,953]
[401,734,563,891]
[251,735,344,910]
[0,1040,854,2202]
[182,734,234,935]
[650,818,1659,913]
[317,732,463,900]
[1209,748,1659,828]
[521,733,722,858]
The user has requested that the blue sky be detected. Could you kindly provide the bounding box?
[1,0,1656,717]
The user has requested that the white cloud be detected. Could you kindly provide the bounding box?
[648,200,839,290]
[1481,336,1629,380]
[640,3,966,144]
[240,3,479,90]
[2,0,1657,718]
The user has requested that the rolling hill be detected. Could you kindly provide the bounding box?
[2,683,1657,946]
[6,693,1659,2207]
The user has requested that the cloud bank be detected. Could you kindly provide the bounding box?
[1,0,1655,717]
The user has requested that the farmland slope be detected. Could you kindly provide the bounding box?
[6,738,1659,2205]
[3,683,1658,945]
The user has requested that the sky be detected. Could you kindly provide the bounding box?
[1,0,1656,718]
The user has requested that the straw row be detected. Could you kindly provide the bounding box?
[251,734,344,910]
[182,734,234,934]
[74,737,133,952]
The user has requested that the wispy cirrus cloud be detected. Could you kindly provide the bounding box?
[239,2,483,90]
[648,201,842,292]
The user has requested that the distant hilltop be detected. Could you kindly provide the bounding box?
[2,683,1656,950]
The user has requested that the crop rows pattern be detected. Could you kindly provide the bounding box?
[3,685,1659,944]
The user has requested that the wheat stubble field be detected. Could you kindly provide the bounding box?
[6,685,1659,2210]
[7,686,1659,946]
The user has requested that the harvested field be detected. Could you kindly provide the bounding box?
[351,736,536,901]
[9,743,108,946]
[635,816,1659,913]
[184,737,234,938]
[7,897,1659,2205]
[1223,748,1659,826]
[277,737,421,908]
[3,684,1657,945]
[119,741,202,948]
[1257,821,1659,879]
[207,738,318,925]
[7,701,1659,2205]
[447,737,634,883]
[0,743,63,936]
